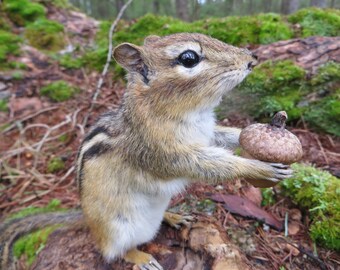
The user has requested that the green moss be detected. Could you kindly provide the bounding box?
[3,0,46,26]
[235,60,305,119]
[59,54,83,69]
[0,15,11,31]
[58,134,69,142]
[13,226,58,266]
[224,59,339,136]
[261,188,275,206]
[10,200,64,266]
[196,199,216,214]
[84,13,293,72]
[25,18,65,51]
[311,61,340,86]
[12,70,25,80]
[8,61,27,70]
[40,80,78,102]
[0,30,21,66]
[304,96,340,136]
[38,0,74,9]
[288,8,340,37]
[47,157,65,173]
[0,100,8,112]
[257,13,293,44]
[9,199,63,219]
[281,163,340,250]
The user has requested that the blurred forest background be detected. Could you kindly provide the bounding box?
[70,0,340,20]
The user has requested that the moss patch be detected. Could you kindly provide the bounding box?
[40,80,78,102]
[47,157,65,173]
[288,8,340,37]
[0,30,22,67]
[0,99,8,112]
[10,199,64,266]
[222,60,340,136]
[83,12,293,72]
[25,18,65,51]
[281,164,340,250]
[9,199,63,219]
[13,225,59,266]
[3,0,46,26]
[59,54,83,69]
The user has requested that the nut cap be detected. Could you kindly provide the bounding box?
[239,111,303,164]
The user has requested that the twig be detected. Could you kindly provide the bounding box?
[284,211,289,237]
[314,134,330,165]
[33,114,72,168]
[2,106,59,134]
[279,237,328,270]
[82,0,133,127]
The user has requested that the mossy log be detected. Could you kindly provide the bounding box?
[254,36,340,73]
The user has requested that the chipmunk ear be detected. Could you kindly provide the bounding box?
[113,43,149,83]
[144,35,160,45]
[113,43,145,73]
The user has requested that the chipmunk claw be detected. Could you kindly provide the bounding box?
[163,212,194,229]
[268,163,293,179]
[139,257,163,270]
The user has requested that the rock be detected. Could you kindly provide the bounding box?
[0,82,7,91]
[0,90,11,100]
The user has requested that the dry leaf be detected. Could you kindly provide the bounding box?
[242,186,262,206]
[288,221,300,235]
[284,243,300,256]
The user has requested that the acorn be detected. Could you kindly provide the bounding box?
[239,111,302,187]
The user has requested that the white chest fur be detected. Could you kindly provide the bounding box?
[178,108,216,146]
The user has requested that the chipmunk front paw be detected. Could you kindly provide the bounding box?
[163,212,194,229]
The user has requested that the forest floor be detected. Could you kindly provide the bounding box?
[0,5,339,270]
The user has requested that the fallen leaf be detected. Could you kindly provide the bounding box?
[290,208,302,221]
[242,186,262,206]
[210,194,283,231]
[288,221,300,235]
[284,243,300,256]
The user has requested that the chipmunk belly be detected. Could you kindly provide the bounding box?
[106,192,171,254]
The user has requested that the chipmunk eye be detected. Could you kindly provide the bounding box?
[177,50,200,68]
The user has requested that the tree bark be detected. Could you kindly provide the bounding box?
[176,0,190,21]
[254,36,340,73]
[310,0,327,7]
[153,0,160,14]
[281,0,300,14]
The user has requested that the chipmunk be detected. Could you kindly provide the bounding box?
[0,33,292,270]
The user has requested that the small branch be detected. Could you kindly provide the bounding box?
[82,0,133,127]
[2,106,59,134]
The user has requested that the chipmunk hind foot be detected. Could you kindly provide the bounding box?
[124,248,163,270]
[163,212,194,229]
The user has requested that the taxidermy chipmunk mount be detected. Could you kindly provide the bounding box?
[0,33,292,270]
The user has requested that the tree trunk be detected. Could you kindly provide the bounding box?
[310,0,327,7]
[281,0,300,14]
[263,0,273,13]
[175,0,190,21]
[191,0,200,21]
[153,0,160,14]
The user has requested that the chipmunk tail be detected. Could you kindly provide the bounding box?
[0,210,83,270]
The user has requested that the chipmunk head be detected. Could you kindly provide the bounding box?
[113,33,257,115]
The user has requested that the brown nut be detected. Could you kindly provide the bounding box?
[239,111,303,164]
